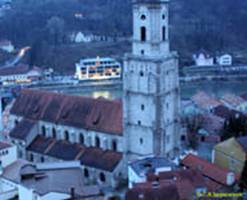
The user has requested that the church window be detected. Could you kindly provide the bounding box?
[141,14,146,20]
[99,172,106,182]
[14,120,18,126]
[162,26,166,41]
[80,134,84,145]
[140,138,143,145]
[52,128,56,139]
[41,156,44,163]
[64,130,69,141]
[140,71,144,77]
[95,136,100,148]
[41,126,46,137]
[141,104,145,111]
[140,26,146,42]
[84,168,89,178]
[112,140,118,151]
[162,14,166,20]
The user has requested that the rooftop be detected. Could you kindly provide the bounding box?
[0,141,12,150]
[130,157,175,176]
[181,154,237,186]
[27,135,122,172]
[11,89,122,135]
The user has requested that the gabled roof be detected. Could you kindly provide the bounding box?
[0,141,12,150]
[191,91,221,110]
[11,89,122,135]
[27,135,123,172]
[9,118,37,141]
[181,154,235,186]
[79,147,123,172]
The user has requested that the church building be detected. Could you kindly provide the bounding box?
[7,0,180,189]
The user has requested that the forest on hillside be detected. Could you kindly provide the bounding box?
[0,0,247,71]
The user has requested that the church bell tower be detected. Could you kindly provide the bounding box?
[123,0,180,159]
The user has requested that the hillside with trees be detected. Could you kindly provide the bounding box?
[0,0,247,73]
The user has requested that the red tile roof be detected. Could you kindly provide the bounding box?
[127,169,206,200]
[27,135,122,172]
[11,89,122,135]
[181,154,236,186]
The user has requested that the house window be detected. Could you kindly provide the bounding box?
[141,50,145,55]
[141,104,145,111]
[52,128,56,139]
[140,138,143,145]
[41,156,44,163]
[80,134,84,145]
[162,14,166,19]
[140,71,144,77]
[112,140,117,151]
[64,130,69,141]
[162,26,166,41]
[99,172,106,182]
[95,136,100,148]
[84,168,89,178]
[140,26,146,42]
[41,126,46,137]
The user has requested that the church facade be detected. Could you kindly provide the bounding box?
[7,0,180,189]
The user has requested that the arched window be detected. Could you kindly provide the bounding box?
[14,120,19,126]
[84,168,89,178]
[64,130,69,141]
[95,136,100,148]
[80,134,84,145]
[112,140,117,151]
[41,126,46,137]
[140,26,146,42]
[141,14,146,20]
[52,128,56,139]
[162,26,166,41]
[99,172,106,182]
[30,153,34,162]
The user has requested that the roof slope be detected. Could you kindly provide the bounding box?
[11,89,122,135]
[9,118,37,141]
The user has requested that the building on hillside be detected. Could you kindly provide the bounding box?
[0,64,42,85]
[193,50,214,67]
[75,57,121,81]
[181,154,239,191]
[128,157,175,189]
[0,160,103,200]
[0,40,14,53]
[220,93,247,113]
[123,0,181,160]
[213,137,247,174]
[126,169,208,200]
[216,54,233,66]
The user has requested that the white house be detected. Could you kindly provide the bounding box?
[217,54,232,66]
[128,157,175,189]
[193,51,214,66]
[0,161,102,200]
[0,40,14,53]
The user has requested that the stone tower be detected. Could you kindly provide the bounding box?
[123,0,180,160]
